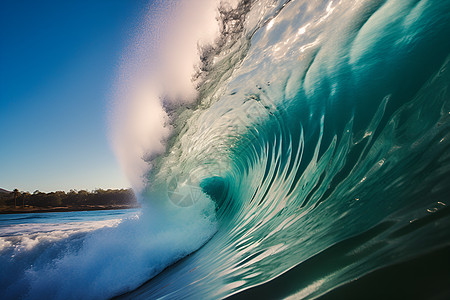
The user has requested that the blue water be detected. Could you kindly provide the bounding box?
[2,0,450,299]
[0,209,138,226]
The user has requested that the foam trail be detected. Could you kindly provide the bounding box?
[1,197,216,300]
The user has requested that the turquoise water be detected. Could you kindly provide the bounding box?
[127,0,450,298]
[2,0,450,299]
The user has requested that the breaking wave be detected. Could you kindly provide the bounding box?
[2,0,450,299]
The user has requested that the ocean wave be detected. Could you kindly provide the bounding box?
[122,0,450,298]
[2,0,450,299]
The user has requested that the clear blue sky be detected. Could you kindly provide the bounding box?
[0,0,149,192]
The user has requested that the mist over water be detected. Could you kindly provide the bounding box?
[2,0,450,299]
[110,0,230,191]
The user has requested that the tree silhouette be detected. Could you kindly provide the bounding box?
[13,189,19,208]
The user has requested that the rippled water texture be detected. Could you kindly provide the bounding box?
[125,0,450,298]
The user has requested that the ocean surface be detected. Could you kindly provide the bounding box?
[0,209,141,298]
[2,0,450,299]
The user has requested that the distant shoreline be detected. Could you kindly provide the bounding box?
[0,188,139,214]
[0,204,140,215]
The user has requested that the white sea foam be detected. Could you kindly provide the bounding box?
[1,195,216,299]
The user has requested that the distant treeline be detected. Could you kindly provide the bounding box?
[0,188,139,212]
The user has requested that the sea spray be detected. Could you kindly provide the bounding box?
[111,0,236,191]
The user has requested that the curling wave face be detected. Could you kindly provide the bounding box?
[123,0,450,298]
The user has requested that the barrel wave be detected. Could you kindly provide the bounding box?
[2,0,450,299]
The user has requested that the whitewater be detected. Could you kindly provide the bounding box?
[1,0,450,299]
